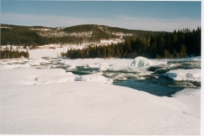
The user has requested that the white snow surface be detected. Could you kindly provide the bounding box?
[166,69,201,82]
[0,48,201,135]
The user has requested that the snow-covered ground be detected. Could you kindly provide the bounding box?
[1,38,124,58]
[1,44,86,58]
[0,49,201,135]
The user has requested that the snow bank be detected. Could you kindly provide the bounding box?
[75,73,113,84]
[66,64,76,70]
[130,56,151,68]
[1,65,112,85]
[63,58,133,72]
[166,69,201,82]
[168,56,201,64]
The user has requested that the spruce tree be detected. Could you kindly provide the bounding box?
[179,44,187,58]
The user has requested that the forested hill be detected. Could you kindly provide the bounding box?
[1,24,201,58]
[63,24,166,37]
[1,24,167,46]
[61,27,201,58]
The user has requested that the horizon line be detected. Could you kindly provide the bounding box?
[1,23,201,33]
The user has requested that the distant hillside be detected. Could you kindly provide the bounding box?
[1,24,168,46]
[63,24,166,38]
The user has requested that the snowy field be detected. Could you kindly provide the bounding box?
[0,47,201,135]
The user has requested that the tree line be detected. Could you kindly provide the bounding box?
[61,27,201,59]
[0,46,29,59]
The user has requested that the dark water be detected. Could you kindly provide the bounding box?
[65,67,100,75]
[37,57,200,97]
[64,67,197,97]
[114,79,183,97]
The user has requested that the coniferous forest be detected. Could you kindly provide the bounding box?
[1,24,201,59]
[1,24,165,46]
[0,46,29,59]
[61,27,201,59]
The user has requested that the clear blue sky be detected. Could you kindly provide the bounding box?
[1,1,201,31]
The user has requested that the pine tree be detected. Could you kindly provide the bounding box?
[179,44,187,58]
[164,50,169,58]
[25,49,29,58]
[173,50,179,58]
